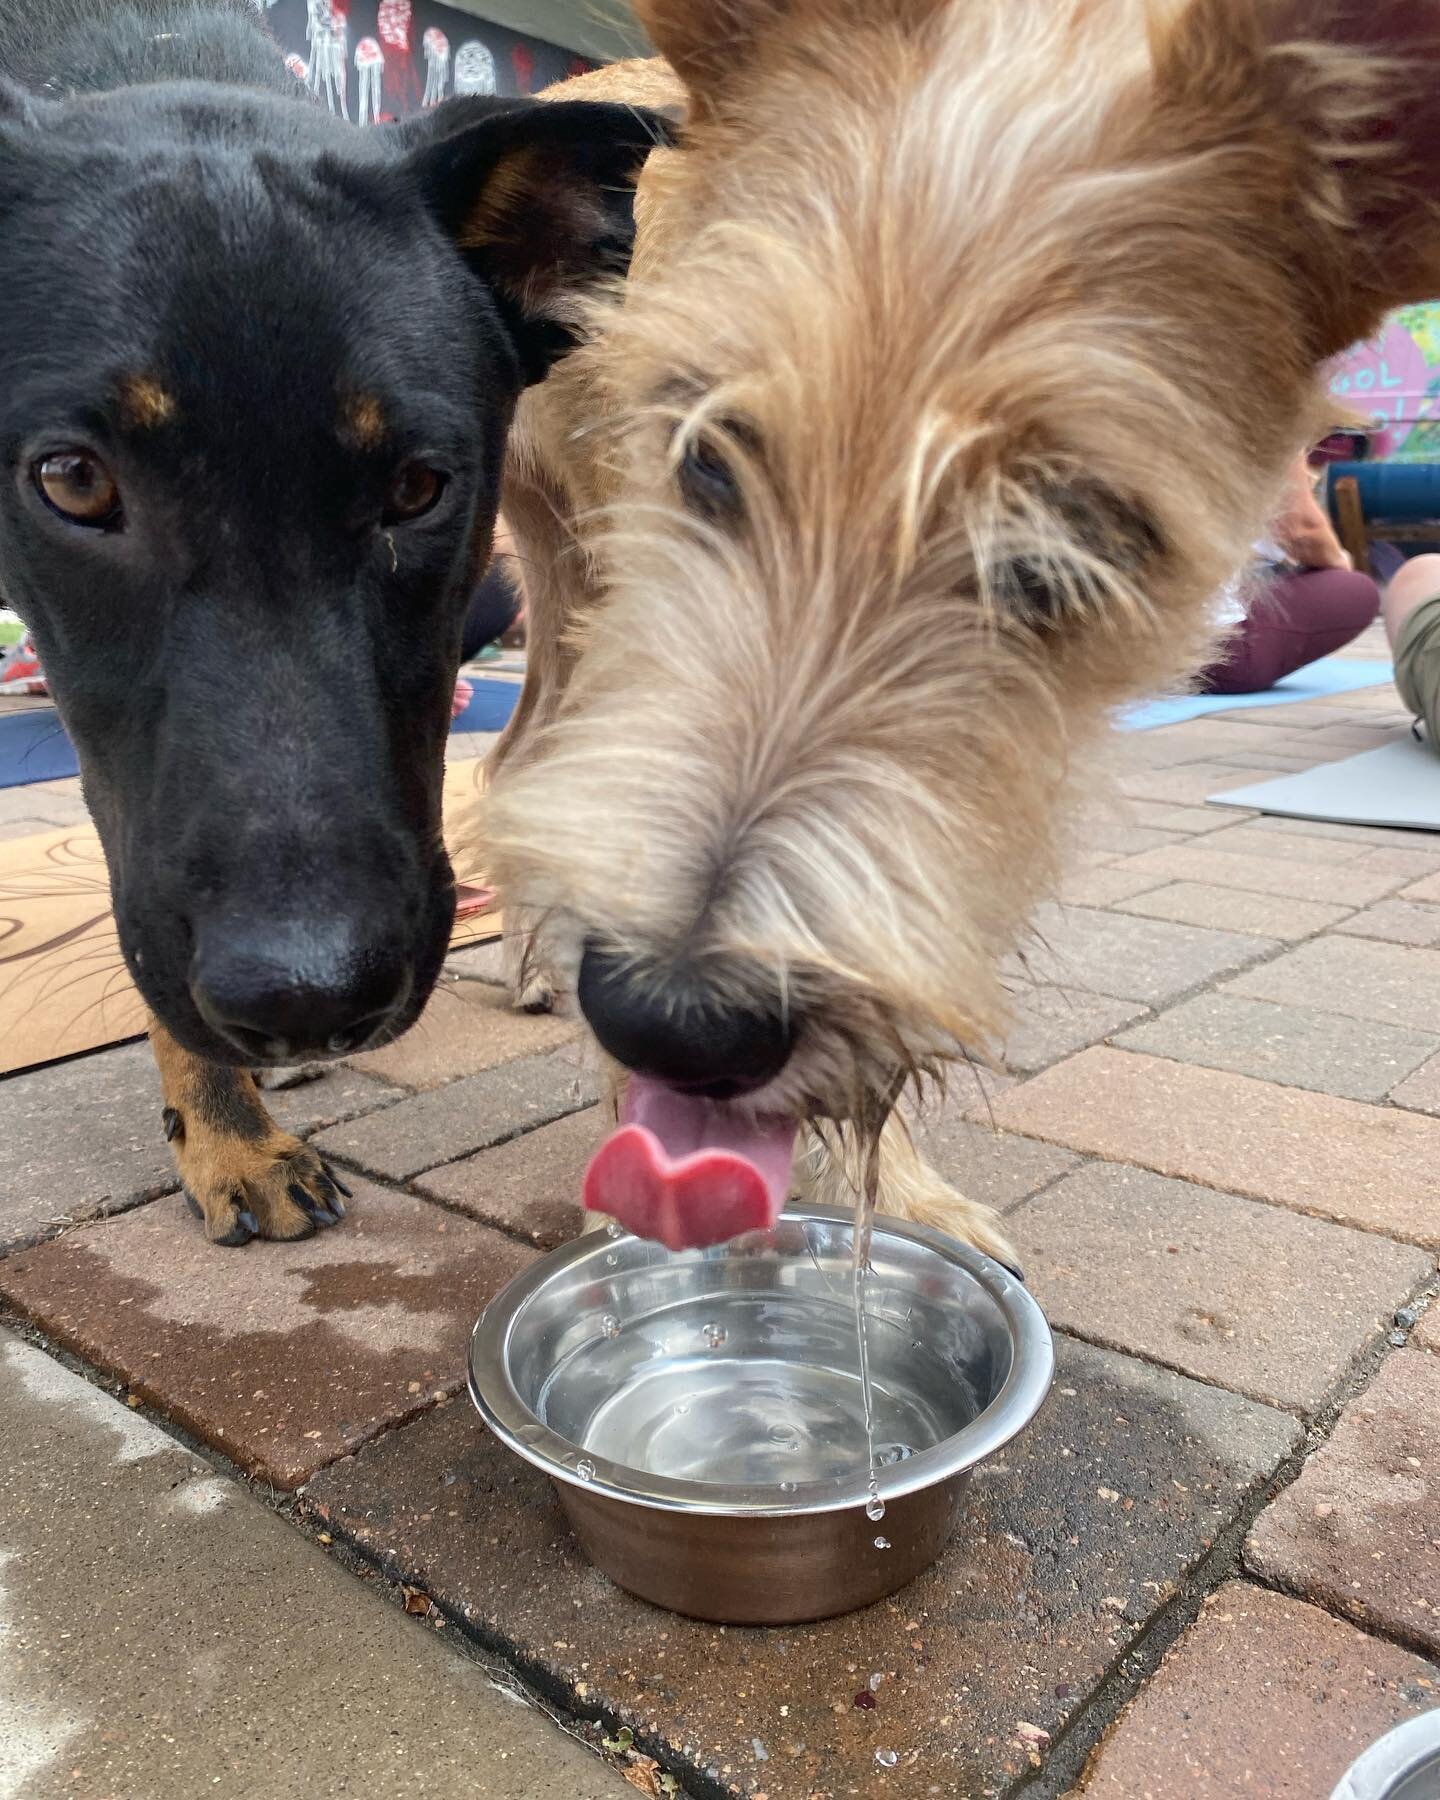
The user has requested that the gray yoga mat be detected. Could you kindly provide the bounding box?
[1209,733,1440,832]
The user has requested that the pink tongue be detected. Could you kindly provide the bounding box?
[583,1076,798,1251]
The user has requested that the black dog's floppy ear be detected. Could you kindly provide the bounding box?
[404,98,674,382]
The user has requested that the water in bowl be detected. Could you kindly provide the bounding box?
[537,1282,978,1490]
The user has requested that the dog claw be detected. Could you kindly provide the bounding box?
[184,1190,203,1220]
[237,1209,259,1237]
[289,1181,337,1227]
[162,1107,183,1143]
[325,1166,353,1200]
[1000,1258,1027,1285]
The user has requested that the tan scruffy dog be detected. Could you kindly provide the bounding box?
[483,0,1440,1256]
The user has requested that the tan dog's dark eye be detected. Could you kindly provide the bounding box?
[382,462,447,524]
[678,436,742,522]
[33,450,123,529]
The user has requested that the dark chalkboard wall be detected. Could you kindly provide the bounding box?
[256,2,592,119]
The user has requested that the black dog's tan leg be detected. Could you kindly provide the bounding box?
[150,1021,350,1246]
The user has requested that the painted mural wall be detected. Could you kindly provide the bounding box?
[253,1,592,121]
[1328,304,1440,463]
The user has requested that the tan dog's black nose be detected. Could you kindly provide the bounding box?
[189,917,411,1063]
[577,943,794,1099]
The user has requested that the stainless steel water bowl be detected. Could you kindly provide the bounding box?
[467,1206,1054,1624]
[1331,1711,1440,1800]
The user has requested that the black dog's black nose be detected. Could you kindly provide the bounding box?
[190,918,411,1063]
[577,944,795,1099]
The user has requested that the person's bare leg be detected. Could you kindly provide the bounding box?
[1383,553,1440,650]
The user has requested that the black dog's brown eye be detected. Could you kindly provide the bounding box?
[382,462,446,525]
[678,435,743,521]
[33,450,122,529]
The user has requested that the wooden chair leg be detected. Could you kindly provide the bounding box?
[1333,474,1371,574]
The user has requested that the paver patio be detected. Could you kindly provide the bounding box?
[1,679,1437,1798]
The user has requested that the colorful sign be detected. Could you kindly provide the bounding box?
[1328,304,1440,462]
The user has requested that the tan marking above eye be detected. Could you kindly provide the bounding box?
[343,393,387,449]
[119,375,176,428]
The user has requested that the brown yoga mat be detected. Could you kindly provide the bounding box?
[0,759,502,1076]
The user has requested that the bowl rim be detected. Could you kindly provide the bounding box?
[466,1204,1056,1517]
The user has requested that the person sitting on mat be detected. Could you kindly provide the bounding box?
[1198,449,1381,695]
[1382,553,1440,750]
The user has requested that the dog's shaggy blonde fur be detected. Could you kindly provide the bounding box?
[483,0,1440,1251]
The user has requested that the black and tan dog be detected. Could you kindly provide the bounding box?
[0,1,664,1243]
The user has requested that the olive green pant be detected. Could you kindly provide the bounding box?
[1394,591,1440,748]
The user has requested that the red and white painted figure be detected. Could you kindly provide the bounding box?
[355,35,384,127]
[306,0,348,119]
[284,52,308,83]
[510,43,534,94]
[452,40,496,97]
[376,0,420,111]
[421,27,449,108]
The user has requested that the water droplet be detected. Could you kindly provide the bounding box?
[674,1402,689,1416]
[702,1322,727,1349]
[767,1422,797,1447]
[875,1443,915,1467]
[605,1221,624,1239]
[865,1494,886,1523]
[599,1313,621,1340]
[779,1480,796,1494]
[873,1535,891,1550]
[575,1459,595,1483]
[604,1253,618,1268]
[875,1747,899,1769]
[868,1672,884,1692]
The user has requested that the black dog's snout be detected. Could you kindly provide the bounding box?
[577,943,795,1099]
[190,917,412,1063]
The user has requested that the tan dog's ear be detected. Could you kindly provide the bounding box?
[630,0,780,112]
[1155,0,1440,359]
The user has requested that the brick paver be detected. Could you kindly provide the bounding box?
[1392,1052,1440,1117]
[1113,991,1438,1103]
[1057,864,1170,908]
[1008,906,1274,1006]
[1227,935,1440,1033]
[1333,899,1440,947]
[987,1048,1440,1246]
[0,1330,631,1800]
[0,1184,535,1487]
[1111,844,1402,907]
[349,981,576,1090]
[306,1337,1297,1800]
[1077,1582,1440,1798]
[905,1109,1080,1214]
[1403,869,1440,903]
[1197,820,1374,864]
[1002,983,1149,1073]
[1246,1352,1440,1653]
[415,1107,606,1247]
[1112,881,1351,941]
[313,1053,600,1182]
[1011,1164,1428,1412]
[1417,1306,1440,1354]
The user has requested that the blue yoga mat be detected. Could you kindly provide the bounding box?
[452,678,521,734]
[1118,658,1394,731]
[0,708,78,787]
[0,678,523,791]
